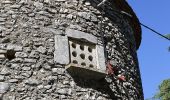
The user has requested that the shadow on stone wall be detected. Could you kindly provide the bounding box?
[71,75,117,99]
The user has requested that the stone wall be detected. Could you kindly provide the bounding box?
[0,0,143,100]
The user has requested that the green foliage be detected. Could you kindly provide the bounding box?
[165,34,170,39]
[164,34,170,51]
[154,79,170,100]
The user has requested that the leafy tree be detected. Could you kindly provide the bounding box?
[154,79,170,100]
[165,34,170,39]
[148,35,170,100]
[164,34,170,51]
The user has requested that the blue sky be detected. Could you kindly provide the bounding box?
[128,0,170,99]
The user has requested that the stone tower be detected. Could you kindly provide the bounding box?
[0,0,143,100]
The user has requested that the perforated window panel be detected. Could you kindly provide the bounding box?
[54,29,106,80]
[66,39,106,80]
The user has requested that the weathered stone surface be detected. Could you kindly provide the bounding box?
[24,58,37,63]
[24,78,41,86]
[52,68,64,75]
[0,67,11,76]
[96,45,106,71]
[29,51,39,58]
[0,50,7,54]
[54,35,69,65]
[1,37,10,43]
[0,54,5,59]
[7,44,23,51]
[57,88,67,94]
[37,46,47,54]
[8,79,18,83]
[0,82,10,94]
[66,29,97,44]
[0,75,5,82]
[0,0,143,99]
[15,52,28,58]
[22,66,31,71]
[43,64,51,70]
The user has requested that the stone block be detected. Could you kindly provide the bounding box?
[68,39,97,69]
[24,58,37,63]
[54,35,70,65]
[0,50,7,55]
[0,67,11,76]
[37,46,47,54]
[0,54,5,59]
[7,44,23,51]
[96,45,106,71]
[65,29,97,44]
[0,75,4,82]
[0,82,10,94]
[24,78,41,86]
[15,52,28,58]
[65,30,106,80]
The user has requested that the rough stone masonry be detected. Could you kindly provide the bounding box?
[0,0,143,100]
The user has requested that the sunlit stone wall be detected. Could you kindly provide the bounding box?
[0,0,143,99]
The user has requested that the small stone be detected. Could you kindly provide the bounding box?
[7,44,23,52]
[15,52,28,58]
[97,96,104,100]
[8,79,18,83]
[0,67,11,76]
[43,64,51,70]
[9,58,23,63]
[56,0,66,1]
[44,85,52,90]
[24,58,37,63]
[2,0,13,4]
[66,14,73,19]
[32,25,39,29]
[29,51,39,58]
[0,50,6,54]
[85,2,90,6]
[48,39,54,42]
[8,96,16,100]
[63,80,69,85]
[10,4,21,9]
[77,12,90,20]
[0,82,10,93]
[25,78,41,86]
[0,75,5,81]
[1,37,10,43]
[28,13,35,17]
[35,60,44,70]
[44,0,50,4]
[0,54,5,59]
[21,71,32,78]
[52,68,64,75]
[0,18,6,22]
[37,46,46,54]
[34,1,43,9]
[68,89,72,95]
[24,47,32,53]
[46,8,57,14]
[15,76,23,80]
[70,81,75,87]
[57,89,67,94]
[63,9,69,13]
[37,85,44,89]
[22,66,31,71]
